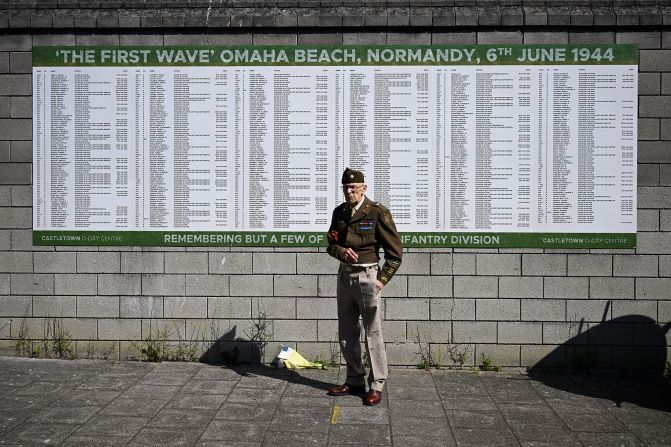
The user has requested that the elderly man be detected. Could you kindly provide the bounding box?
[325,167,403,406]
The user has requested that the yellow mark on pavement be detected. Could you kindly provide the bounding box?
[330,405,340,425]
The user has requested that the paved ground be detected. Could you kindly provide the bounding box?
[0,357,670,446]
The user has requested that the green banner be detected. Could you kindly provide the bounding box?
[33,231,636,248]
[33,44,638,67]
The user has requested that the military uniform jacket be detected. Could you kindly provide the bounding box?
[326,196,403,285]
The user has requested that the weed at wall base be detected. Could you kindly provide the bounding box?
[479,353,501,372]
[329,338,341,368]
[44,317,76,360]
[244,309,275,364]
[14,315,31,358]
[414,324,471,370]
[14,314,76,360]
[131,320,217,363]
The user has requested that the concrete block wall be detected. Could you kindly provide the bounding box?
[0,1,670,370]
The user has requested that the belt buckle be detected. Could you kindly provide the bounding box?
[355,264,374,271]
[341,263,361,272]
[341,263,376,272]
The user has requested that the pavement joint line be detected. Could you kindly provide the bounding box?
[61,360,162,445]
[325,365,347,445]
[258,366,289,446]
[533,372,591,444]
[382,377,394,446]
[126,361,205,446]
[431,367,459,445]
[326,364,342,445]
[488,372,529,447]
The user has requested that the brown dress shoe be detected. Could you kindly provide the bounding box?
[364,390,382,406]
[327,383,366,396]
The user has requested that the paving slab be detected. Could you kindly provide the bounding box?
[441,394,499,411]
[199,419,271,442]
[168,392,229,410]
[337,405,389,425]
[384,368,436,387]
[387,384,438,401]
[52,389,121,407]
[278,395,335,411]
[390,415,452,438]
[2,423,78,445]
[329,424,392,445]
[72,414,150,438]
[452,427,519,447]
[499,403,564,426]
[148,408,217,429]
[120,383,182,401]
[627,423,671,444]
[227,386,285,404]
[0,357,668,446]
[391,436,457,447]
[214,402,277,421]
[261,429,326,446]
[129,428,202,447]
[0,410,26,437]
[61,435,134,446]
[573,432,644,447]
[100,397,166,418]
[557,409,628,433]
[445,409,509,429]
[388,398,444,417]
[180,379,236,395]
[28,405,101,424]
[509,423,583,445]
[75,375,138,391]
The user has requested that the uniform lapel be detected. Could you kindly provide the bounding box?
[343,204,353,224]
[350,197,370,224]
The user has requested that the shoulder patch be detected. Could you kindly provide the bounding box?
[372,201,389,211]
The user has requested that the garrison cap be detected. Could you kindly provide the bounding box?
[342,167,365,184]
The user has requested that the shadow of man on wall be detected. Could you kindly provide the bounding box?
[527,301,671,412]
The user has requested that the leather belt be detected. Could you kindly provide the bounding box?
[340,263,377,272]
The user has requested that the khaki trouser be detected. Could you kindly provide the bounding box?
[337,264,388,392]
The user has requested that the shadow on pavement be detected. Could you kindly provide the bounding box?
[528,304,671,412]
[198,325,337,393]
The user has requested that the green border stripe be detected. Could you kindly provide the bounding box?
[32,44,638,67]
[33,231,636,248]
